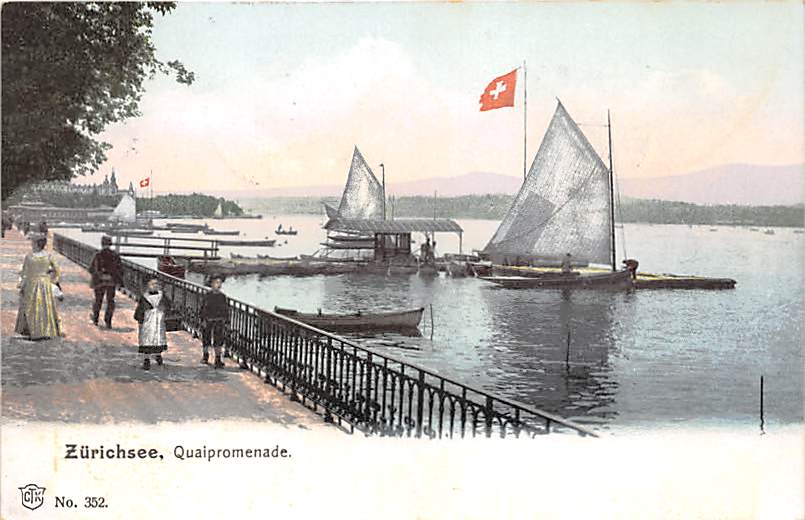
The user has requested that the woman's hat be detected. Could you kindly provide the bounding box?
[101,236,113,246]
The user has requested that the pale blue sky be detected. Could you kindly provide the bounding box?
[95,2,804,192]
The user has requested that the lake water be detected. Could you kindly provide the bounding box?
[60,215,803,432]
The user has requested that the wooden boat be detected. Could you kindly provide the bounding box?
[167,223,208,231]
[275,227,298,236]
[446,260,472,277]
[274,306,424,332]
[794,229,804,234]
[763,229,775,235]
[481,269,633,289]
[217,239,276,246]
[203,229,240,236]
[107,229,154,237]
[158,255,186,279]
[468,261,493,277]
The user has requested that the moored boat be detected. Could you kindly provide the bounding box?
[274,306,424,332]
[481,269,633,289]
[203,229,240,236]
[158,255,186,279]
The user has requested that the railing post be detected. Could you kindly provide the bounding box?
[365,353,373,426]
[485,396,493,438]
[415,371,425,438]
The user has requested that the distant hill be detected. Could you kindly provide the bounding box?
[224,163,804,206]
[618,163,804,206]
[224,171,523,198]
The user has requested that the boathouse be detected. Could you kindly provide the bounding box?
[324,218,464,261]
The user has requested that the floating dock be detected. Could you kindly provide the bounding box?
[188,258,362,276]
[492,265,736,290]
[189,258,736,289]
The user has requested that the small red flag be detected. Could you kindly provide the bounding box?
[479,69,517,111]
[139,177,150,188]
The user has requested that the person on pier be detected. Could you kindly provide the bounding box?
[199,274,229,369]
[14,234,62,340]
[89,236,124,328]
[561,253,573,275]
[622,258,639,280]
[133,277,173,370]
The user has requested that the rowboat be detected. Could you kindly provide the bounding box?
[480,269,633,289]
[203,229,240,236]
[158,255,186,279]
[274,306,424,332]
[217,239,276,246]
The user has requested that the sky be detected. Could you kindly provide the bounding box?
[88,2,804,194]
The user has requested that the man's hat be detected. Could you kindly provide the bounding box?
[101,235,112,246]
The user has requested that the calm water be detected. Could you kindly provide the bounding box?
[61,216,803,432]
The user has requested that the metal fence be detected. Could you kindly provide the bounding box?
[54,233,597,439]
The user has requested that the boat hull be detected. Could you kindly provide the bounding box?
[274,307,424,332]
[480,269,633,289]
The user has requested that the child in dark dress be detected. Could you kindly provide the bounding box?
[200,275,228,369]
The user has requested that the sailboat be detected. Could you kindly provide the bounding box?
[213,201,224,219]
[480,101,632,289]
[309,147,385,261]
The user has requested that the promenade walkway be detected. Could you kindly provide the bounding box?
[0,229,326,428]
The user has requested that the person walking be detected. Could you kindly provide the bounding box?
[14,234,62,340]
[133,277,173,370]
[89,236,123,328]
[199,275,229,369]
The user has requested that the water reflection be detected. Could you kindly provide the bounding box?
[479,287,634,426]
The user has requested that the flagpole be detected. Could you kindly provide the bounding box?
[522,60,527,181]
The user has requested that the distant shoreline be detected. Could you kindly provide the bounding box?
[237,195,805,228]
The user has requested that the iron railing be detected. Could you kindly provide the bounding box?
[54,233,597,438]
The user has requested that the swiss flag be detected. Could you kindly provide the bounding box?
[479,69,517,111]
[139,177,150,188]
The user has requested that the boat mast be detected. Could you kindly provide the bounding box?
[607,110,616,272]
[380,163,386,220]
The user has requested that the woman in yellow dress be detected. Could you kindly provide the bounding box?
[15,234,62,339]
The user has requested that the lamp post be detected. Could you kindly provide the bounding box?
[379,163,386,220]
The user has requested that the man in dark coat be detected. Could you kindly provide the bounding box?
[89,236,124,328]
[199,275,229,368]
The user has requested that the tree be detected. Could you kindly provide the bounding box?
[1,2,193,201]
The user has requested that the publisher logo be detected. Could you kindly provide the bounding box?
[19,483,45,511]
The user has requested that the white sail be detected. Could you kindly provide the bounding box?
[336,146,384,220]
[484,101,613,266]
[110,193,136,222]
[214,202,223,218]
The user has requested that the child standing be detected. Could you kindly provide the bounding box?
[200,275,228,369]
[133,277,173,370]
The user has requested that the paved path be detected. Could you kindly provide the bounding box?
[1,229,326,429]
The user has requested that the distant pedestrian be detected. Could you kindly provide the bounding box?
[622,258,639,280]
[133,277,173,370]
[14,234,62,340]
[199,275,229,368]
[561,253,573,274]
[89,236,123,328]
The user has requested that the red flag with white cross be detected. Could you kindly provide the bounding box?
[139,177,150,188]
[479,69,517,111]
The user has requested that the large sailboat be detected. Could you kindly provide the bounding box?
[480,100,632,289]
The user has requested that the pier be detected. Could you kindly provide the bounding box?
[34,232,595,437]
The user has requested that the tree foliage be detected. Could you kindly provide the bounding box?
[1,2,193,201]
[138,194,244,217]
